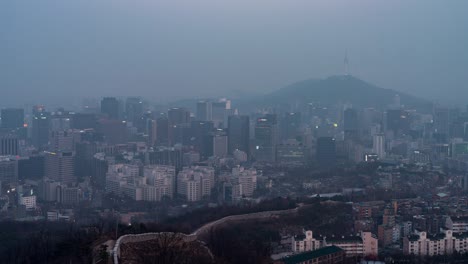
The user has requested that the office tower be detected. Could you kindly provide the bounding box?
[44,151,76,184]
[254,114,278,162]
[91,153,109,190]
[197,101,212,121]
[0,156,18,184]
[168,107,190,126]
[280,112,301,141]
[156,115,169,146]
[1,108,24,129]
[147,147,184,170]
[177,166,215,201]
[49,130,81,152]
[316,137,336,168]
[344,108,359,140]
[373,133,386,159]
[385,109,410,135]
[228,115,250,156]
[0,135,18,155]
[97,119,128,144]
[18,155,44,180]
[211,129,228,157]
[168,108,190,145]
[71,113,97,129]
[125,97,144,123]
[32,109,50,150]
[191,121,214,158]
[211,100,228,128]
[147,119,157,147]
[433,107,450,139]
[50,113,71,131]
[100,97,119,119]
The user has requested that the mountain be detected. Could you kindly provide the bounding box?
[244,75,431,111]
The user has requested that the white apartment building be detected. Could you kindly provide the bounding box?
[177,166,215,202]
[291,230,378,257]
[446,216,468,233]
[19,195,37,210]
[403,229,468,256]
[143,165,175,201]
[232,167,257,197]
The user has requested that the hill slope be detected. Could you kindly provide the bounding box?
[250,75,431,110]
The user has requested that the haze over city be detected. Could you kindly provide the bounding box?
[2,1,468,264]
[2,0,468,107]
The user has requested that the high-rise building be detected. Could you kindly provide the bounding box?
[147,147,183,170]
[196,101,212,121]
[385,109,410,135]
[32,110,50,150]
[211,129,228,157]
[49,130,81,152]
[168,108,190,145]
[190,121,214,158]
[168,107,190,126]
[1,108,24,129]
[228,115,250,156]
[125,97,144,122]
[211,100,228,128]
[0,156,18,184]
[280,112,301,141]
[143,165,175,201]
[433,107,450,140]
[254,114,278,162]
[156,115,169,146]
[373,133,386,159]
[177,166,215,201]
[100,97,119,120]
[71,113,97,129]
[44,151,76,184]
[97,119,128,144]
[0,135,19,155]
[316,137,336,168]
[18,155,45,181]
[344,108,359,140]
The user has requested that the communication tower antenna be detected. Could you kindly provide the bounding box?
[344,51,350,76]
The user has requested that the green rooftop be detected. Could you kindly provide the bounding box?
[280,246,344,264]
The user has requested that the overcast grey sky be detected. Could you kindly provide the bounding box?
[1,0,468,107]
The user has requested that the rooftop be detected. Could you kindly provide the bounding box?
[280,246,344,264]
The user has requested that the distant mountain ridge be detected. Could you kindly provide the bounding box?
[252,75,431,110]
[170,75,432,112]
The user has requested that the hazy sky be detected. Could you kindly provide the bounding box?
[2,0,468,107]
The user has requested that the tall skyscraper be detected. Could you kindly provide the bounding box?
[254,114,278,162]
[1,108,24,129]
[196,101,212,121]
[168,108,190,145]
[280,112,301,141]
[100,97,119,120]
[0,135,19,155]
[316,137,336,168]
[344,108,359,140]
[0,156,18,184]
[212,100,228,128]
[372,133,386,159]
[156,115,169,146]
[44,151,76,184]
[32,108,50,150]
[125,97,144,126]
[228,115,250,156]
[385,109,410,135]
[191,121,214,158]
[211,129,228,157]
